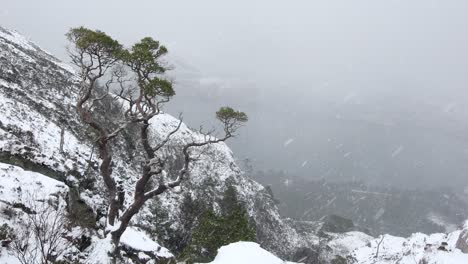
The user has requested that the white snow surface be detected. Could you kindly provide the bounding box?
[0,27,75,74]
[0,28,35,50]
[84,229,172,264]
[0,162,68,203]
[200,242,301,264]
[344,230,468,263]
[0,162,172,264]
[0,163,70,264]
[327,231,374,258]
[120,227,173,258]
[84,236,114,264]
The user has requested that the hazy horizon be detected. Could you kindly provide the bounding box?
[3,0,468,190]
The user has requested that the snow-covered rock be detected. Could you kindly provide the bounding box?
[455,220,468,253]
[84,228,172,264]
[0,162,71,264]
[200,242,301,264]
[329,229,468,263]
[120,227,173,259]
[0,162,173,264]
[0,162,68,203]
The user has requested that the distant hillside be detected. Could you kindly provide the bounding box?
[253,170,468,237]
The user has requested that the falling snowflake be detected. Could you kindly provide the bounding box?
[343,92,357,104]
[443,102,457,113]
[283,138,294,147]
[391,145,404,158]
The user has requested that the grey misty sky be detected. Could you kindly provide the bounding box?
[3,0,468,188]
[2,0,468,89]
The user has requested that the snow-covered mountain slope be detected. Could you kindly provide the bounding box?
[0,26,315,262]
[346,229,468,263]
[294,224,468,264]
[0,163,69,263]
[2,26,468,264]
[0,162,173,264]
[196,229,468,264]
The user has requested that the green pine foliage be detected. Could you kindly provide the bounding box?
[118,36,174,97]
[66,27,122,58]
[0,223,14,241]
[67,27,247,129]
[216,107,248,133]
[149,193,208,254]
[180,185,256,263]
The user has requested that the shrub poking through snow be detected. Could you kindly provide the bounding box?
[181,185,256,263]
[10,193,72,264]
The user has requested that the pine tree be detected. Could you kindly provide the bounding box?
[66,27,248,259]
[180,185,256,263]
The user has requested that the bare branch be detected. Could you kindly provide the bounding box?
[153,114,183,152]
[375,235,385,258]
[11,193,71,264]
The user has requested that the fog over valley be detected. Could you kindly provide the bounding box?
[3,0,468,190]
[2,1,468,263]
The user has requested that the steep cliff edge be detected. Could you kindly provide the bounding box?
[2,26,468,264]
[0,26,315,262]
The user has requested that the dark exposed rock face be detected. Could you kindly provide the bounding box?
[320,215,355,233]
[67,187,96,228]
[456,222,468,253]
